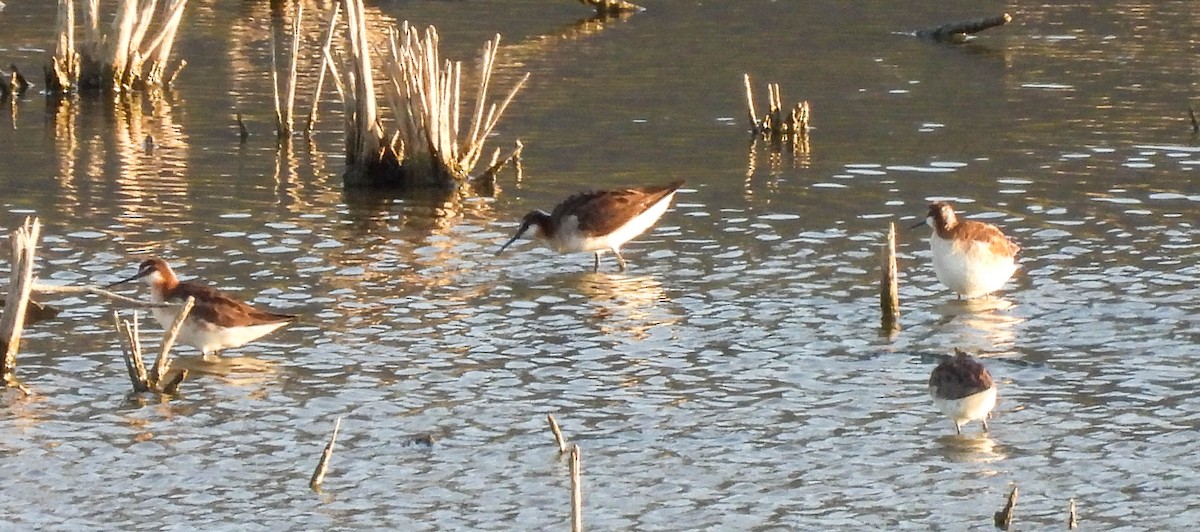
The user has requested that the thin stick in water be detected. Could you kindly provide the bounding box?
[547,414,567,453]
[570,444,582,532]
[151,295,195,385]
[310,417,343,491]
[1068,498,1077,529]
[880,222,900,332]
[306,3,341,134]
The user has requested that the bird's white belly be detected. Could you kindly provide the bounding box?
[551,192,675,254]
[151,304,286,355]
[931,386,997,425]
[930,236,1017,298]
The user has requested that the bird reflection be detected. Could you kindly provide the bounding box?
[934,431,1006,463]
[170,354,278,387]
[930,297,1023,351]
[574,271,678,340]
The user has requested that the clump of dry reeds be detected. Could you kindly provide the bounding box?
[46,0,189,94]
[339,0,528,188]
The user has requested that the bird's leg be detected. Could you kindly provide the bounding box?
[954,421,962,435]
[593,253,601,272]
[982,418,990,432]
[614,250,627,272]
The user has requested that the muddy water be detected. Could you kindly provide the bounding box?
[0,0,1198,529]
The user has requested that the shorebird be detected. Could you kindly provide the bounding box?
[108,258,296,358]
[497,180,684,271]
[929,349,997,435]
[913,201,1020,299]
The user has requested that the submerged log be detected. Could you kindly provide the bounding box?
[916,13,1012,43]
[0,299,61,326]
[579,0,644,16]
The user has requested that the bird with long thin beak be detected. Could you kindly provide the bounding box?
[108,258,296,359]
[497,180,684,271]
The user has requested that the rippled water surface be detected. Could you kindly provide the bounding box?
[1,1,1199,530]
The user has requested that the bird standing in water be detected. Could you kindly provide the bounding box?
[913,201,1020,299]
[497,180,684,271]
[108,258,296,358]
[928,349,997,435]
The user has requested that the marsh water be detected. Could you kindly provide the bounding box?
[1,0,1199,529]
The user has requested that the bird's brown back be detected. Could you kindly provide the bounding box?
[549,180,684,237]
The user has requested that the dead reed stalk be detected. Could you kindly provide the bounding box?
[310,417,343,491]
[547,413,567,453]
[112,295,194,395]
[306,3,342,135]
[880,222,900,332]
[570,444,582,532]
[272,2,303,139]
[0,218,41,394]
[993,485,1018,530]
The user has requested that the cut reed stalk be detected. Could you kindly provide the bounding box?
[570,444,583,532]
[112,296,194,395]
[310,417,343,491]
[1068,498,1077,529]
[547,413,567,453]
[150,295,194,384]
[880,222,900,332]
[0,218,40,394]
[993,485,1018,530]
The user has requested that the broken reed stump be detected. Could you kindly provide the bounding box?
[471,140,524,196]
[578,0,644,16]
[744,74,810,139]
[993,485,1018,530]
[1189,106,1198,134]
[309,417,343,491]
[0,218,41,395]
[1068,498,1077,529]
[271,1,303,139]
[547,413,568,453]
[880,222,900,333]
[339,0,529,189]
[915,13,1012,43]
[45,0,189,94]
[112,295,195,395]
[2,65,32,99]
[570,444,583,532]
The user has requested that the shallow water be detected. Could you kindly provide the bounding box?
[1,0,1199,529]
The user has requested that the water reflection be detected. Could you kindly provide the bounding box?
[573,271,678,340]
[173,355,279,388]
[934,432,1005,464]
[929,298,1022,351]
